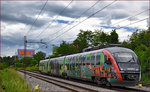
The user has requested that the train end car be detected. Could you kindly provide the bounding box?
[104,47,141,86]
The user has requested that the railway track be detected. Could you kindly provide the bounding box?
[18,70,148,92]
[19,70,106,92]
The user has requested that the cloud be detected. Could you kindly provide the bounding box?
[1,1,149,56]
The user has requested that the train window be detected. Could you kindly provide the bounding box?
[77,57,80,65]
[114,52,135,63]
[86,56,90,65]
[71,57,74,63]
[79,56,82,62]
[91,56,95,65]
[69,64,71,70]
[67,64,68,70]
[80,55,84,65]
[96,55,100,65]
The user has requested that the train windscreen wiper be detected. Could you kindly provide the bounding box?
[128,57,134,62]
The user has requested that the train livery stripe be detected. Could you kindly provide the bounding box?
[103,49,123,82]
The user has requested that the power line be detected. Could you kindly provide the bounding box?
[116,17,148,29]
[112,9,149,26]
[34,0,73,40]
[36,0,117,50]
[25,0,48,36]
[41,0,101,41]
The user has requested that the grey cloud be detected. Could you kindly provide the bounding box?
[2,12,47,27]
[2,2,49,27]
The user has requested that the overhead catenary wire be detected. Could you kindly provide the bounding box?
[111,9,149,26]
[34,0,73,40]
[37,17,148,51]
[116,17,149,30]
[36,0,117,50]
[25,0,48,36]
[40,0,101,41]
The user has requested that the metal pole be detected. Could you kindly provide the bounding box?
[24,36,27,80]
[15,52,16,70]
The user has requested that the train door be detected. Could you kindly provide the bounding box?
[56,60,59,75]
[46,61,49,73]
[66,58,71,77]
[75,56,81,78]
[49,60,51,74]
[53,60,57,74]
[59,59,63,76]
[81,55,92,79]
[71,57,76,78]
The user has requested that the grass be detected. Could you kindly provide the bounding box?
[0,68,31,92]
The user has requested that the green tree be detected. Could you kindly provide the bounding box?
[49,45,59,58]
[33,51,46,65]
[134,44,150,83]
[110,29,119,44]
[57,41,76,55]
[73,30,93,52]
[20,57,33,67]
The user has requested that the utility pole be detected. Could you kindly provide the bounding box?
[14,52,17,70]
[24,36,27,80]
[23,36,47,80]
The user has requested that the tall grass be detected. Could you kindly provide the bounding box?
[0,68,31,92]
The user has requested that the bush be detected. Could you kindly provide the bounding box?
[0,63,9,70]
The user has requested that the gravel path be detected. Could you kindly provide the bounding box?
[18,71,69,92]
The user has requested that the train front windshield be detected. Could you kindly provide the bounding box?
[113,53,137,63]
[113,52,140,71]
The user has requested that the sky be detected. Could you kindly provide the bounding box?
[1,0,149,57]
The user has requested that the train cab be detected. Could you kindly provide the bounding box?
[105,47,141,86]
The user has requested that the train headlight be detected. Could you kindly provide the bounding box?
[120,68,124,71]
[136,68,139,71]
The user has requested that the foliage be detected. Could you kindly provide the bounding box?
[110,29,119,44]
[1,56,15,66]
[50,29,119,57]
[73,30,93,52]
[50,41,77,58]
[91,29,110,46]
[0,68,31,92]
[20,57,33,67]
[33,51,46,65]
[26,64,39,71]
[122,29,150,83]
[0,63,9,70]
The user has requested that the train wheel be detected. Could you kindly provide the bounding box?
[95,78,101,85]
[96,80,101,85]
[106,82,112,88]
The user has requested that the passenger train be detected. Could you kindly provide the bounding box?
[39,46,141,86]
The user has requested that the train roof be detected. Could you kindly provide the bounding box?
[40,59,50,63]
[105,47,134,53]
[40,47,134,63]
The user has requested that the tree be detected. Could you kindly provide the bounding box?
[110,29,119,44]
[73,30,93,52]
[33,51,46,65]
[20,57,33,67]
[50,45,59,58]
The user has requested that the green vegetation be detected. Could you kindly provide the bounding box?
[50,29,119,57]
[122,30,150,83]
[0,68,31,92]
